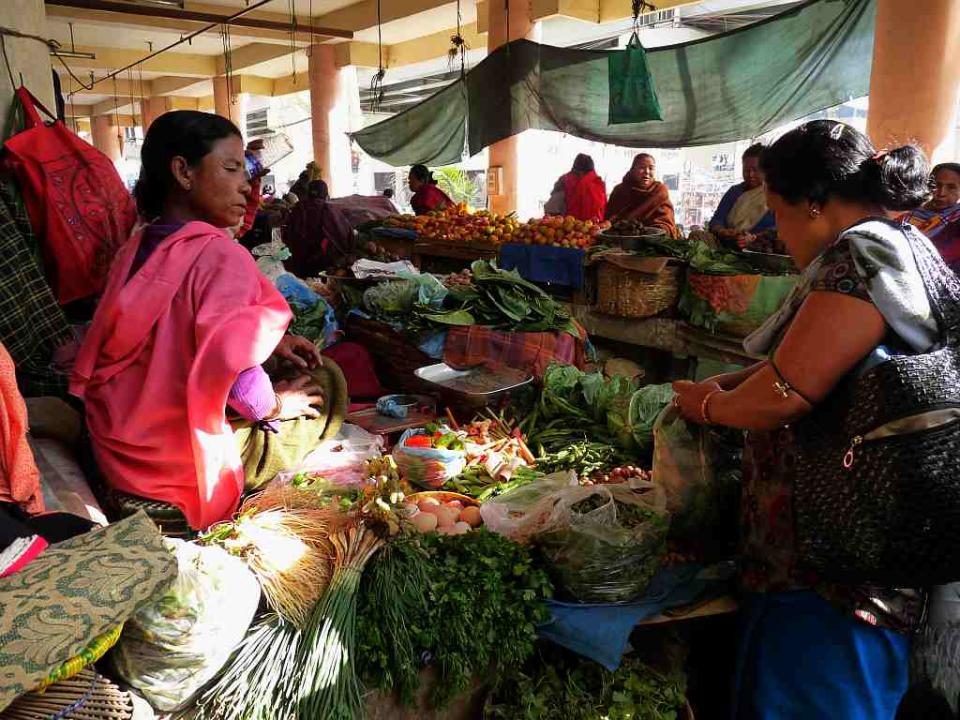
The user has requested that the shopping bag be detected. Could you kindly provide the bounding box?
[608,32,663,125]
[3,86,136,304]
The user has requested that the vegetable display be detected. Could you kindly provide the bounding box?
[355,529,553,709]
[486,650,687,720]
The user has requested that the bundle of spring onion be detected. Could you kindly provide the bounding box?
[295,526,383,719]
[192,614,301,720]
[200,485,339,627]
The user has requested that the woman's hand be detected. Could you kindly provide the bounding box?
[272,374,325,420]
[273,334,322,370]
[671,380,722,425]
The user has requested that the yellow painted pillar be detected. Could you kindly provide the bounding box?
[866,0,960,161]
[91,115,122,162]
[486,1,541,215]
[212,76,246,130]
[141,97,173,133]
[308,44,355,196]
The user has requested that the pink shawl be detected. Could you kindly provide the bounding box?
[71,222,291,529]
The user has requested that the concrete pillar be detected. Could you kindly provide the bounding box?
[212,76,246,131]
[0,0,55,119]
[486,0,541,215]
[308,45,355,197]
[91,115,122,162]
[141,96,173,133]
[866,0,960,162]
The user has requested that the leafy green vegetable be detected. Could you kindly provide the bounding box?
[363,280,419,315]
[686,240,755,275]
[288,299,329,345]
[486,650,687,720]
[356,539,431,707]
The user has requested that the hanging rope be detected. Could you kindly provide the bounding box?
[137,62,146,127]
[448,0,467,78]
[127,67,138,132]
[307,0,315,57]
[220,24,237,105]
[111,73,124,158]
[631,0,656,33]
[369,0,386,113]
[288,0,298,85]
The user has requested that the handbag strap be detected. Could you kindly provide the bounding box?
[14,86,56,130]
[901,221,960,346]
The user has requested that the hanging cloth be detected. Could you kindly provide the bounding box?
[2,87,137,305]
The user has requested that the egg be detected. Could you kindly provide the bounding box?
[418,498,442,514]
[444,500,464,510]
[451,521,472,535]
[412,511,438,534]
[435,506,460,528]
[459,506,482,528]
[402,503,420,518]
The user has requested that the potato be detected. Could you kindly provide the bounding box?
[459,506,482,528]
[451,521,472,535]
[412,512,438,534]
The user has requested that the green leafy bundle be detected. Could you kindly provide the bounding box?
[486,651,687,720]
[355,530,553,709]
[686,240,755,275]
[288,299,329,345]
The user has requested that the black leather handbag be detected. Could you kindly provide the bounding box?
[793,222,960,587]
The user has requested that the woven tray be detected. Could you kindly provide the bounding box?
[596,256,682,319]
[109,490,195,540]
[1,669,133,720]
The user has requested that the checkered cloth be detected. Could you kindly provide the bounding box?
[443,323,589,380]
[0,175,73,397]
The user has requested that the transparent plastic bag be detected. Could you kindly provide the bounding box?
[392,428,467,489]
[480,471,579,541]
[112,540,260,711]
[651,405,721,540]
[536,482,669,603]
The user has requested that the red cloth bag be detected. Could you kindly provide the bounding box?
[3,87,136,304]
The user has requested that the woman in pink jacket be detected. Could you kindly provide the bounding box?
[72,111,343,531]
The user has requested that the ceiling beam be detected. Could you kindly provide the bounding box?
[331,22,485,69]
[150,75,206,96]
[58,74,152,97]
[55,45,217,76]
[314,0,454,33]
[216,42,298,74]
[476,0,695,30]
[45,0,352,40]
[93,96,137,115]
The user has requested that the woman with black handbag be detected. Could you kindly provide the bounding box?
[672,120,954,718]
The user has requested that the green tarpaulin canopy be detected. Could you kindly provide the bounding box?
[352,0,875,167]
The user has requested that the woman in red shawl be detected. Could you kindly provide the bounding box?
[409,164,453,215]
[606,153,679,237]
[549,153,607,222]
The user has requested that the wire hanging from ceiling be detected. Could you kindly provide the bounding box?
[111,73,124,159]
[220,23,237,105]
[448,0,468,78]
[369,0,386,113]
[288,0,298,85]
[127,67,138,132]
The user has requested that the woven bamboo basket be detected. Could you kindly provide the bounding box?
[596,258,682,319]
[1,669,134,720]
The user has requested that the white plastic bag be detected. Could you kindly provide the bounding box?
[275,423,384,486]
[112,540,261,711]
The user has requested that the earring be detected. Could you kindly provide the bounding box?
[808,207,820,218]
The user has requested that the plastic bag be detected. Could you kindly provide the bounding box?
[252,228,291,281]
[651,405,725,541]
[607,32,663,125]
[276,273,339,348]
[112,540,261,711]
[483,475,668,602]
[276,423,384,486]
[392,428,466,489]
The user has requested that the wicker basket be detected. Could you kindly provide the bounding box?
[596,257,682,319]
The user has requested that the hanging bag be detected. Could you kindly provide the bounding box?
[793,221,960,586]
[2,87,136,304]
[607,32,663,125]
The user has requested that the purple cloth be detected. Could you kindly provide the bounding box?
[228,365,277,421]
[129,222,277,423]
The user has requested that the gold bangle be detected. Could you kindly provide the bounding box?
[265,392,282,421]
[701,390,721,425]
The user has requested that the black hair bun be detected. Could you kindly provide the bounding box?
[862,145,930,211]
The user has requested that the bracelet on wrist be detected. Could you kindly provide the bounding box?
[265,392,283,421]
[701,390,721,425]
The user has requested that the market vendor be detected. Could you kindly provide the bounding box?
[672,121,935,718]
[605,153,679,237]
[409,164,453,215]
[71,111,346,531]
[546,153,607,221]
[282,179,354,277]
[903,162,960,271]
[709,143,775,246]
